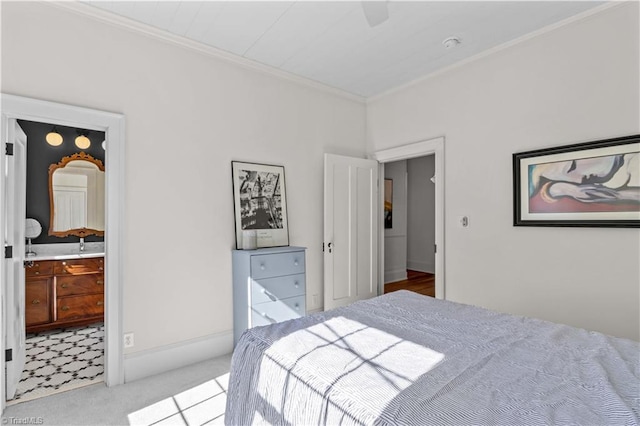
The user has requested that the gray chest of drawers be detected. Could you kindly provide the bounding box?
[232,246,307,345]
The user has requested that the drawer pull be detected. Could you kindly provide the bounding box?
[31,299,40,305]
[261,289,277,302]
[35,271,40,275]
[294,281,299,288]
[96,280,104,285]
[294,260,299,266]
[99,267,104,271]
[295,303,300,311]
[260,264,266,271]
[61,283,69,288]
[61,306,70,311]
[261,312,276,323]
[97,301,104,306]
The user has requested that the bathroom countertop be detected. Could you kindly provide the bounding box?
[25,242,105,261]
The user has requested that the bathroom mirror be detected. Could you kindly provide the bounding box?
[48,152,105,237]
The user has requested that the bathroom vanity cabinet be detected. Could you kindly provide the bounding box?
[25,256,104,332]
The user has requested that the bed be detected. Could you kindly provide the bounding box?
[225,290,639,425]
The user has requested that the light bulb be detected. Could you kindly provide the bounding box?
[46,131,63,146]
[75,135,91,149]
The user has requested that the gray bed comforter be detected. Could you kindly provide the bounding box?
[225,290,640,425]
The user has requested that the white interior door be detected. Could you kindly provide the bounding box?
[324,154,378,311]
[3,120,27,401]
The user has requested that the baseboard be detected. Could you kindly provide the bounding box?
[384,268,408,284]
[407,260,435,274]
[124,330,233,383]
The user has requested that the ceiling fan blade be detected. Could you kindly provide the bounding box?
[362,1,389,27]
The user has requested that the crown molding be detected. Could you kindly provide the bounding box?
[367,1,624,104]
[45,1,366,104]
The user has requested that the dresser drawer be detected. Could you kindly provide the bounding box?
[26,279,51,326]
[54,258,104,275]
[250,251,305,279]
[57,274,104,296]
[251,295,305,326]
[57,294,104,320]
[25,260,54,278]
[251,274,305,305]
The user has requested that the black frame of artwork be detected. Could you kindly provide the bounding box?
[513,134,639,228]
[231,161,290,249]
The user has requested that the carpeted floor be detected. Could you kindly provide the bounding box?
[2,354,232,425]
[9,323,104,404]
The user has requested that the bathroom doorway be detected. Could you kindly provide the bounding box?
[7,120,107,404]
[1,94,125,412]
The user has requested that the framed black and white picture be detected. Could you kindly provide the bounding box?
[231,161,289,249]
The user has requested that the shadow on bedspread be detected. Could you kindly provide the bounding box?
[225,291,640,425]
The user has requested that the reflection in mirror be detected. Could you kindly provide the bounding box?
[49,152,105,237]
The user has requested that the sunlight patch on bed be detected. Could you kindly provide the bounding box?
[256,316,444,422]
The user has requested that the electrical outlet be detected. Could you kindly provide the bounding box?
[124,332,134,348]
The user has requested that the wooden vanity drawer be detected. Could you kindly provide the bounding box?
[251,295,306,326]
[57,294,104,320]
[26,279,51,326]
[25,260,54,278]
[251,274,305,305]
[57,274,104,296]
[54,258,104,275]
[250,251,305,279]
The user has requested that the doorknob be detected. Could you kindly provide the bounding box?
[327,242,332,253]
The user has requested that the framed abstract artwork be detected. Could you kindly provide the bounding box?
[232,161,289,249]
[513,134,640,227]
[384,178,393,229]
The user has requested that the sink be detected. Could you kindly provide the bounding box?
[27,242,105,261]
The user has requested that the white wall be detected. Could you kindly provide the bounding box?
[1,2,366,357]
[407,155,435,273]
[383,160,407,283]
[367,3,640,341]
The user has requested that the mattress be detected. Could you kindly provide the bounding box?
[225,290,640,425]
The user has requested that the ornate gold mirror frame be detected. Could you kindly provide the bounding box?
[48,152,105,238]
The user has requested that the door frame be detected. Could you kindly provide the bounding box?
[0,94,125,409]
[372,136,445,299]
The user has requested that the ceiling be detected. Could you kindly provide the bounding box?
[83,1,604,98]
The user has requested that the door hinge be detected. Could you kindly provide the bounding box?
[322,243,325,252]
[434,244,437,254]
[5,349,12,362]
[5,142,14,156]
[5,245,13,259]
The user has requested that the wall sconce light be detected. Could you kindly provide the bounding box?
[45,127,63,146]
[75,132,91,149]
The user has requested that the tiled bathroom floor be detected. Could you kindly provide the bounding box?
[9,323,104,404]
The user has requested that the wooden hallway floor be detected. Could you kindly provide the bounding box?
[384,270,435,297]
